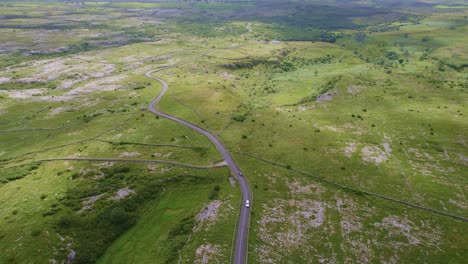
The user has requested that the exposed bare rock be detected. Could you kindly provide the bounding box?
[111,187,135,201]
[374,216,441,248]
[347,85,363,94]
[119,152,141,157]
[344,142,358,158]
[361,145,389,164]
[194,244,222,264]
[79,194,104,213]
[0,77,11,84]
[67,74,127,96]
[0,88,45,99]
[228,177,236,186]
[196,200,222,231]
[288,180,323,195]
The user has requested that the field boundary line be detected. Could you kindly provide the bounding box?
[237,151,468,222]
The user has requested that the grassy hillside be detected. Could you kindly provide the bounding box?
[0,1,466,263]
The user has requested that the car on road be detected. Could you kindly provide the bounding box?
[246,200,250,208]
[239,172,244,177]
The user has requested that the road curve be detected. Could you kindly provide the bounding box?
[145,54,251,264]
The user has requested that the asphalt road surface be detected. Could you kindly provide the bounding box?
[145,59,251,264]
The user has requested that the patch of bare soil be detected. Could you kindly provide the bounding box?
[2,75,127,103]
[408,148,433,160]
[347,85,363,94]
[47,100,98,117]
[336,195,364,236]
[336,195,375,263]
[229,177,236,186]
[67,74,127,96]
[147,164,159,171]
[383,142,392,154]
[194,244,222,264]
[119,152,141,157]
[219,72,235,80]
[342,123,366,135]
[408,159,456,178]
[456,153,468,166]
[47,106,71,117]
[288,179,324,195]
[344,142,358,158]
[316,92,333,102]
[360,145,389,164]
[0,105,7,116]
[335,194,442,263]
[93,161,114,168]
[257,186,444,263]
[449,193,468,209]
[297,104,315,112]
[0,77,11,84]
[7,57,116,89]
[0,88,45,99]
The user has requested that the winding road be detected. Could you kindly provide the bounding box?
[145,52,251,264]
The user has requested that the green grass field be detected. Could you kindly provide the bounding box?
[0,1,466,263]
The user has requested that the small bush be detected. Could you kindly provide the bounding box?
[71,173,79,180]
[231,114,247,122]
[31,229,41,237]
[209,185,220,200]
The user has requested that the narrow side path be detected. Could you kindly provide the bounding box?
[40,157,227,169]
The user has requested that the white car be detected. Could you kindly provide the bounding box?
[245,200,250,208]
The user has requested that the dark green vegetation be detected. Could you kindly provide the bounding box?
[0,0,467,263]
[55,166,216,264]
[0,161,41,183]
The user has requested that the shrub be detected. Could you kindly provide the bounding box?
[71,173,79,180]
[384,51,399,60]
[57,215,77,229]
[209,185,220,200]
[31,229,41,237]
[231,114,246,122]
